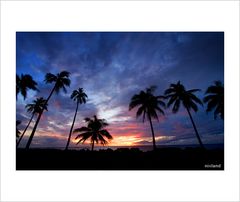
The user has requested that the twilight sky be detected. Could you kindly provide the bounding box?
[16,32,224,149]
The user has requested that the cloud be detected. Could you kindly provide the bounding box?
[16,32,224,148]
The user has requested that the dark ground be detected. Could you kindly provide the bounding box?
[16,147,224,170]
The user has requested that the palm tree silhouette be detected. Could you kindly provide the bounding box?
[65,88,88,150]
[74,115,113,151]
[164,81,204,149]
[17,97,48,148]
[203,81,224,120]
[16,74,38,100]
[25,71,71,149]
[129,86,165,150]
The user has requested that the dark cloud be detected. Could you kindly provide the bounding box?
[16,32,224,148]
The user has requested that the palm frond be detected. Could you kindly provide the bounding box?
[187,101,198,112]
[25,97,47,114]
[129,94,143,110]
[155,106,165,115]
[73,127,90,133]
[203,95,215,103]
[61,77,71,87]
[167,95,177,108]
[59,71,70,78]
[188,93,203,106]
[74,115,112,148]
[136,106,144,118]
[172,99,180,113]
[71,88,88,104]
[98,134,108,145]
[44,73,57,83]
[164,88,175,95]
[100,129,113,140]
[148,108,159,121]
[157,99,166,108]
[165,81,202,113]
[204,81,224,119]
[75,132,92,140]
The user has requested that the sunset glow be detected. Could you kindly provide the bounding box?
[16,32,224,149]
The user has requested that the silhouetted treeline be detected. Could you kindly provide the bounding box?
[16,147,224,170]
[16,71,224,151]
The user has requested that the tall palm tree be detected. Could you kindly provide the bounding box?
[65,88,88,150]
[164,81,204,149]
[129,86,165,150]
[25,71,71,149]
[17,97,48,148]
[16,74,38,100]
[74,115,113,151]
[203,81,224,120]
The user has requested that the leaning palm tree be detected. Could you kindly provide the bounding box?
[65,88,88,150]
[164,81,204,149]
[17,97,48,148]
[25,71,71,149]
[16,74,38,100]
[203,81,224,120]
[129,86,165,150]
[74,115,113,151]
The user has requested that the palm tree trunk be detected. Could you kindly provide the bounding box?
[46,84,56,103]
[65,102,79,150]
[17,113,35,148]
[148,113,157,150]
[25,111,43,149]
[91,140,94,151]
[186,107,204,149]
[25,85,56,149]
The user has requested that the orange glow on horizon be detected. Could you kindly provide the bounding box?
[24,125,175,147]
[110,135,140,146]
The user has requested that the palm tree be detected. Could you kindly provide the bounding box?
[129,86,165,150]
[73,115,113,151]
[17,97,48,148]
[164,81,204,149]
[16,74,38,100]
[203,81,224,120]
[25,71,71,149]
[65,88,88,150]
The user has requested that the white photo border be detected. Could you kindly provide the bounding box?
[0,1,239,201]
